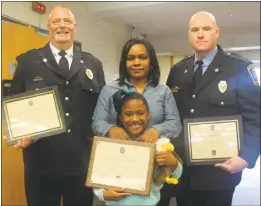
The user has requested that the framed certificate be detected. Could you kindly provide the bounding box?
[86,136,156,196]
[2,86,66,145]
[184,115,243,165]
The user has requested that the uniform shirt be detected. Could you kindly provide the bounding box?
[49,42,73,69]
[92,79,182,139]
[93,161,183,206]
[194,46,218,75]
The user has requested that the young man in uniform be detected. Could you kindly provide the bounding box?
[160,11,260,206]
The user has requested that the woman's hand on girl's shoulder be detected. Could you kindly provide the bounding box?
[109,126,130,140]
[137,128,159,143]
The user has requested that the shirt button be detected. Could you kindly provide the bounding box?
[90,88,93,91]
[66,113,70,117]
[192,94,196,98]
[66,81,69,85]
[36,88,39,90]
[68,129,71,133]
[65,97,69,101]
[221,102,224,106]
[190,109,194,113]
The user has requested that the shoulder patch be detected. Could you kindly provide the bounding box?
[247,64,259,86]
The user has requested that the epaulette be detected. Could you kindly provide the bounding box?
[82,52,93,56]
[181,55,193,61]
[16,48,38,62]
[81,51,102,63]
[173,55,193,66]
[225,52,251,64]
[17,48,38,58]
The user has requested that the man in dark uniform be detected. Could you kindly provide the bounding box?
[159,11,260,206]
[9,6,105,206]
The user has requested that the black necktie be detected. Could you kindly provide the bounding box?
[58,50,69,75]
[194,60,204,87]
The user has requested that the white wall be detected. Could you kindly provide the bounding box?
[157,54,188,84]
[157,55,171,84]
[2,2,130,82]
[173,55,187,65]
[150,31,260,55]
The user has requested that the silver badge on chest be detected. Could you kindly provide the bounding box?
[86,69,93,80]
[218,80,227,93]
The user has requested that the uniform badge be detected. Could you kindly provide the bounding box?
[86,69,93,80]
[218,81,227,93]
[247,64,259,86]
[171,86,181,93]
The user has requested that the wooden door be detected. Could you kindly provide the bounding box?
[2,20,48,206]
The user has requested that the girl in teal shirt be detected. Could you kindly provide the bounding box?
[93,90,183,205]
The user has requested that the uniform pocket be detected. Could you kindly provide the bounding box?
[26,80,46,91]
[172,90,183,103]
[208,94,235,107]
[81,76,99,94]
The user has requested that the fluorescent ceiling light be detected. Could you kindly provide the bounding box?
[224,46,260,51]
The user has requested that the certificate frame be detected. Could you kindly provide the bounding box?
[2,86,66,145]
[184,115,243,165]
[86,136,156,196]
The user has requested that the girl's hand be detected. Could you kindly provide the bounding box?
[103,187,132,201]
[156,151,178,169]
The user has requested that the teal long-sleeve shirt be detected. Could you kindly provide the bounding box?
[93,161,183,206]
